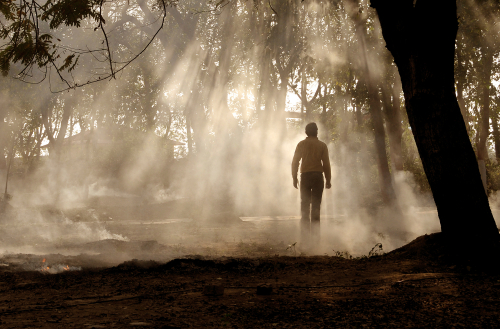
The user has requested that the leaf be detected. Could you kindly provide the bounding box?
[59,54,75,71]
[68,55,80,72]
[44,0,104,29]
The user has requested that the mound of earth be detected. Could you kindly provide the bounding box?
[386,233,447,261]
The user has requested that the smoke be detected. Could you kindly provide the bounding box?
[0,207,127,255]
[0,0,467,265]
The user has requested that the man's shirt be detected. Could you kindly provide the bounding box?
[291,136,331,182]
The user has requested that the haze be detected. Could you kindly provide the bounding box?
[0,0,498,266]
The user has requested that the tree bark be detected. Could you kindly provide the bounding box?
[492,105,500,161]
[371,0,499,250]
[455,44,470,133]
[0,115,8,171]
[476,44,494,191]
[382,83,404,171]
[367,83,397,205]
[186,116,192,155]
[301,66,307,120]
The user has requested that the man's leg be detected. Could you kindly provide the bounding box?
[310,173,324,241]
[300,173,312,240]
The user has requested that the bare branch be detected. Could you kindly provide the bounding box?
[268,0,278,17]
[98,0,115,79]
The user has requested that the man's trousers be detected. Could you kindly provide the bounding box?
[300,171,324,239]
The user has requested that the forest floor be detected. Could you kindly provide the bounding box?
[0,233,500,328]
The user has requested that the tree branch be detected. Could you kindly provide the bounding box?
[99,0,115,79]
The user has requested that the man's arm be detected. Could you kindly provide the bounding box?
[291,143,302,189]
[322,144,332,189]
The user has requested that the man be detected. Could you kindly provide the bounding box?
[291,122,331,242]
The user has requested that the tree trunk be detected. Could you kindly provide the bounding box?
[476,45,494,191]
[455,45,470,133]
[382,84,404,171]
[205,1,240,136]
[368,84,397,205]
[492,105,500,162]
[355,103,363,128]
[320,84,329,141]
[188,94,206,155]
[0,117,8,171]
[186,116,192,155]
[301,66,307,121]
[349,0,398,205]
[371,0,499,250]
[275,62,289,116]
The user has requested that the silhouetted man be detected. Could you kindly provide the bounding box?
[291,122,331,243]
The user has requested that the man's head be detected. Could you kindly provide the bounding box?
[305,122,318,137]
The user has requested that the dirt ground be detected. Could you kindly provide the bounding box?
[1,233,499,328]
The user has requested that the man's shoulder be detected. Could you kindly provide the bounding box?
[299,137,327,145]
[314,139,328,148]
[297,138,310,146]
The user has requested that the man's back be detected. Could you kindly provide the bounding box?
[292,136,331,181]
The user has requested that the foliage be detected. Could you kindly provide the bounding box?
[43,0,103,29]
[455,0,500,154]
[333,242,384,260]
[486,161,500,195]
[332,249,353,259]
[0,0,102,77]
[368,242,383,257]
[286,242,297,256]
[0,0,174,89]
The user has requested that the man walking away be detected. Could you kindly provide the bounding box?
[291,122,331,246]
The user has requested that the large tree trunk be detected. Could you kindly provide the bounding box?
[371,0,499,251]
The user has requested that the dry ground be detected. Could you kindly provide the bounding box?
[0,234,499,328]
